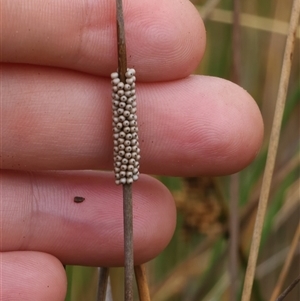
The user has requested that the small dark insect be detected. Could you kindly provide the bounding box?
[74,196,85,203]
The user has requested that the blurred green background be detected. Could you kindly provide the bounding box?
[65,0,300,300]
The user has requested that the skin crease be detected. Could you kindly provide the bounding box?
[1,0,264,300]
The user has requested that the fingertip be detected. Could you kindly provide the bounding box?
[127,0,206,81]
[138,76,264,176]
[2,171,177,266]
[2,251,67,301]
[190,77,264,175]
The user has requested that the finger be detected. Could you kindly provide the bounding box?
[1,170,176,266]
[1,65,264,176]
[2,251,66,301]
[1,0,205,81]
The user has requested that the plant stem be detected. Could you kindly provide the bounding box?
[275,275,300,301]
[135,265,151,301]
[97,267,109,301]
[116,0,127,82]
[123,183,134,301]
[116,1,134,300]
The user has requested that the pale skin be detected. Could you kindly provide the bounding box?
[1,0,264,300]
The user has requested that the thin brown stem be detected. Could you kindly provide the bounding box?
[135,265,151,301]
[275,275,300,301]
[116,1,134,300]
[123,183,134,301]
[116,0,127,82]
[97,267,110,301]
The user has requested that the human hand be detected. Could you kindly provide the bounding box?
[1,0,263,300]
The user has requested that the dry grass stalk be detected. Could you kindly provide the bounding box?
[97,267,109,301]
[196,7,300,38]
[135,265,151,301]
[241,1,300,301]
[270,223,300,301]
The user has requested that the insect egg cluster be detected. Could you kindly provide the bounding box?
[111,68,140,185]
